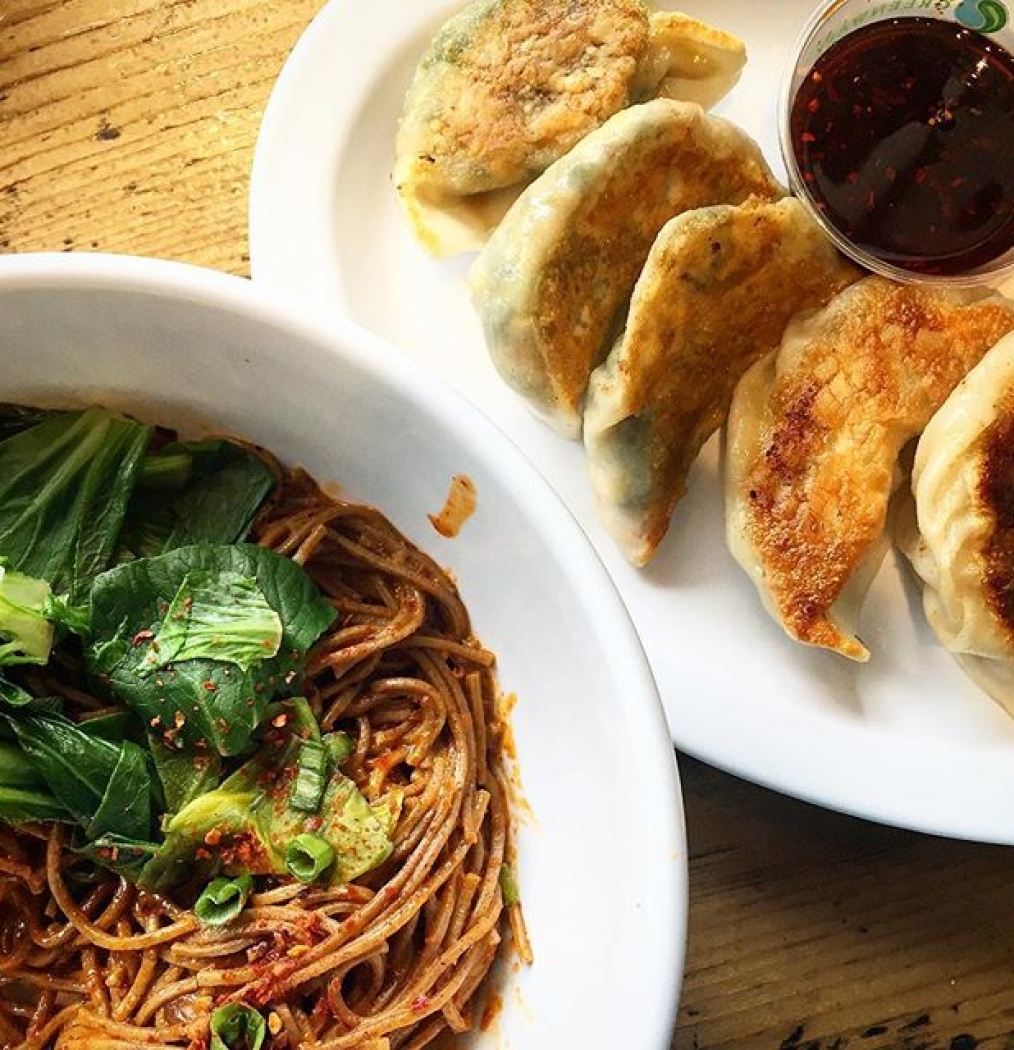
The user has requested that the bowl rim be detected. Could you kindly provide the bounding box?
[0,250,688,1048]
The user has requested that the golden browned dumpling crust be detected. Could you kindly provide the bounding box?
[978,388,1014,638]
[727,278,1014,661]
[898,332,1014,714]
[584,197,860,566]
[405,0,650,198]
[394,0,746,255]
[471,99,782,437]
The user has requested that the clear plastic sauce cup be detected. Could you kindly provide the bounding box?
[780,0,1014,290]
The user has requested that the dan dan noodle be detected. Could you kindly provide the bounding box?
[0,459,526,1049]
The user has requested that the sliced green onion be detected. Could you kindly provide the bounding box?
[209,1002,266,1050]
[195,874,255,926]
[499,864,521,907]
[289,740,329,813]
[322,730,354,766]
[285,833,334,883]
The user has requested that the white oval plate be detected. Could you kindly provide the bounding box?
[249,0,1014,843]
[0,252,685,1049]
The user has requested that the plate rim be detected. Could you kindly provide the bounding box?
[248,0,1014,847]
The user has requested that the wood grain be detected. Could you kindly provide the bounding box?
[2,3,1014,1048]
[0,0,326,273]
[678,756,1014,1050]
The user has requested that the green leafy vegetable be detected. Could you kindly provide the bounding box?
[0,707,155,843]
[137,449,194,490]
[146,571,282,672]
[87,544,336,756]
[323,731,354,766]
[0,741,71,823]
[285,833,334,883]
[78,709,147,745]
[118,440,275,561]
[195,873,255,926]
[79,834,161,881]
[40,592,91,637]
[0,673,35,707]
[0,406,151,599]
[147,738,221,814]
[210,1003,266,1050]
[289,739,328,812]
[137,699,392,892]
[0,566,54,666]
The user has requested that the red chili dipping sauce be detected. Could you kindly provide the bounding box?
[790,17,1014,275]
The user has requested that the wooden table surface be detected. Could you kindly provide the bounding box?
[3,2,1014,1048]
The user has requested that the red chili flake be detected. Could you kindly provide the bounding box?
[801,132,817,144]
[411,995,430,1014]
[202,681,217,692]
[304,815,323,832]
[807,97,820,114]
[914,167,928,184]
[131,629,155,647]
[951,176,966,188]
[204,828,223,847]
[811,70,823,83]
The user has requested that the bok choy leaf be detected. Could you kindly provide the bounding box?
[0,706,156,843]
[146,571,282,672]
[87,544,336,756]
[137,699,391,892]
[0,741,71,824]
[118,440,275,560]
[0,566,54,666]
[0,406,151,600]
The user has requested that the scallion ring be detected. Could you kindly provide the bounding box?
[209,1002,266,1050]
[285,833,334,883]
[195,874,254,926]
[289,739,329,813]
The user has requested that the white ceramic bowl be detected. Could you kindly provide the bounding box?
[0,253,686,1049]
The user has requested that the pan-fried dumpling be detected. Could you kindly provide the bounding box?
[637,12,748,108]
[394,0,746,257]
[725,277,1014,662]
[584,198,859,566]
[470,98,782,439]
[898,332,1014,715]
